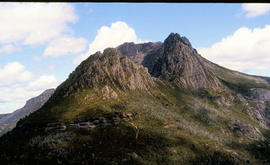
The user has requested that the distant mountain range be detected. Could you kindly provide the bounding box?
[0,33,270,165]
[0,114,9,120]
[0,89,55,136]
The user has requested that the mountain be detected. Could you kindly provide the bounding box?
[54,48,154,97]
[0,114,9,120]
[1,33,270,165]
[0,89,55,136]
[118,33,222,89]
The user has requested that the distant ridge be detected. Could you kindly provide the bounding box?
[0,89,55,136]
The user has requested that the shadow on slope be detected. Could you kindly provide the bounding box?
[0,119,244,165]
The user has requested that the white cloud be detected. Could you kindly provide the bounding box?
[0,86,41,103]
[197,25,270,71]
[0,62,58,113]
[0,3,77,45]
[0,44,20,54]
[42,36,87,57]
[0,62,33,86]
[29,75,57,91]
[0,3,88,59]
[242,4,270,18]
[73,21,145,65]
[0,102,25,114]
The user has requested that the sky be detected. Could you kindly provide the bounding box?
[0,3,270,114]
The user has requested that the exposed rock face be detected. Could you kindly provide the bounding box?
[246,88,270,129]
[118,42,164,76]
[117,42,163,66]
[249,88,270,101]
[0,89,55,136]
[229,120,264,141]
[118,33,221,89]
[151,33,221,89]
[53,48,155,98]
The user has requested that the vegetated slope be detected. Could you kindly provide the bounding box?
[20,48,156,125]
[0,89,55,136]
[1,33,270,165]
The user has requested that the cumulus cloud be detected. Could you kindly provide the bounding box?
[0,62,58,113]
[0,86,41,103]
[197,25,270,71]
[0,62,33,86]
[29,75,57,91]
[0,3,88,59]
[0,3,77,45]
[73,21,145,65]
[242,4,270,18]
[42,36,87,57]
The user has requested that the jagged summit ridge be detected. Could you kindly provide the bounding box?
[117,41,163,66]
[154,32,221,88]
[164,33,192,49]
[119,33,221,89]
[53,48,155,97]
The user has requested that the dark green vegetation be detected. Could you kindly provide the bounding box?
[1,33,270,165]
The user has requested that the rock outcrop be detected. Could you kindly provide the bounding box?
[45,112,137,132]
[229,120,264,141]
[154,33,221,88]
[249,88,270,101]
[118,33,221,89]
[117,42,163,66]
[245,88,270,129]
[53,48,155,98]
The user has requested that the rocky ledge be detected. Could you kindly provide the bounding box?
[229,120,265,141]
[45,112,138,132]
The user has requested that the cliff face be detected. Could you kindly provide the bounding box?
[0,89,55,136]
[117,42,163,66]
[152,33,221,88]
[53,48,155,99]
[118,33,221,89]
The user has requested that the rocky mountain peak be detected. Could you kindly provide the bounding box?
[117,33,222,89]
[164,33,192,50]
[54,48,155,98]
[151,33,221,89]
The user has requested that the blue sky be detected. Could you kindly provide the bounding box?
[0,3,270,114]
